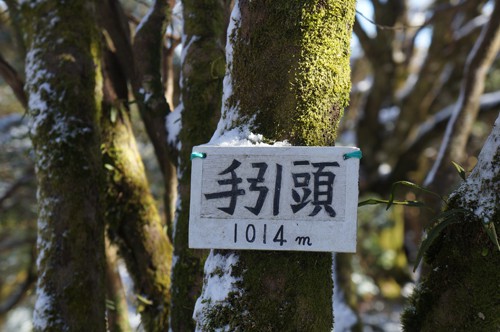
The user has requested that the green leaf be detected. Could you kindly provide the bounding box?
[413,209,468,271]
[136,294,153,306]
[451,161,466,180]
[104,163,115,171]
[105,299,116,311]
[387,181,445,210]
[482,221,500,252]
[110,108,117,123]
[358,198,425,208]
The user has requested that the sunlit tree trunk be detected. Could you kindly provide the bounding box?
[169,0,226,330]
[24,1,106,330]
[194,0,356,330]
[100,49,173,331]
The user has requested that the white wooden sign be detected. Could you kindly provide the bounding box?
[189,145,360,252]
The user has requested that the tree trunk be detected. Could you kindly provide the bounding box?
[24,1,106,330]
[402,115,500,331]
[100,49,173,331]
[169,0,226,330]
[132,0,179,231]
[194,0,356,330]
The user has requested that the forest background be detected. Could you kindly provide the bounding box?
[0,0,499,331]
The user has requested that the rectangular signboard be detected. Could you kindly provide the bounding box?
[189,145,360,252]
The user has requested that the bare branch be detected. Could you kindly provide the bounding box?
[0,235,37,254]
[0,169,34,209]
[97,0,135,84]
[132,0,179,169]
[353,18,375,59]
[425,0,500,188]
[404,91,500,154]
[0,52,27,109]
[0,244,36,314]
[356,9,428,31]
[454,14,489,41]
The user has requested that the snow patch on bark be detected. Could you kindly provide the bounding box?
[33,192,60,330]
[25,48,53,137]
[210,0,243,141]
[453,115,499,223]
[193,251,242,331]
[32,285,55,331]
[167,102,183,151]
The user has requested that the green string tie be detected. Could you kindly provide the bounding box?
[190,152,207,160]
[343,150,362,160]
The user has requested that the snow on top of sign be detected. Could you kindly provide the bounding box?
[209,127,290,147]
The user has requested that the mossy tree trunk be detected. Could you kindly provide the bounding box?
[97,0,178,230]
[100,48,173,331]
[169,0,226,330]
[24,1,106,330]
[402,115,500,331]
[194,1,356,330]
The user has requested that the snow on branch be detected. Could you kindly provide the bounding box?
[453,115,499,224]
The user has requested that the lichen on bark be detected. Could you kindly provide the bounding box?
[226,0,354,146]
[24,1,107,330]
[170,0,226,330]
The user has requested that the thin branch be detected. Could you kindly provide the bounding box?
[126,13,141,26]
[385,92,500,191]
[3,0,27,57]
[135,0,151,8]
[425,0,500,188]
[454,14,488,41]
[132,0,179,167]
[0,52,27,108]
[356,9,426,31]
[97,0,135,84]
[353,18,375,59]
[0,169,34,209]
[403,91,500,154]
[0,235,37,254]
[356,1,470,31]
[0,244,36,314]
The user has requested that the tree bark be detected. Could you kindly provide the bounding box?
[402,115,500,331]
[132,0,179,229]
[169,0,226,330]
[100,49,173,331]
[194,1,356,330]
[24,1,106,330]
